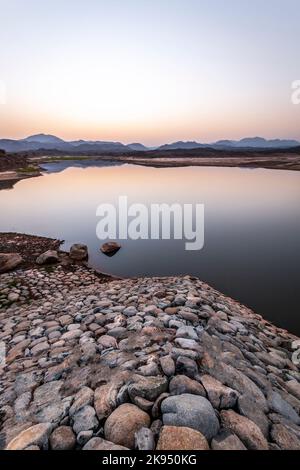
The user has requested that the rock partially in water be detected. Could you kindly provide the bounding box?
[100,241,121,257]
[69,243,88,261]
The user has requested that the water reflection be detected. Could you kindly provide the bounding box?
[0,163,299,334]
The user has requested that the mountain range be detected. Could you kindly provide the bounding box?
[0,134,299,153]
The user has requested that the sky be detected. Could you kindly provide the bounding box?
[0,0,299,145]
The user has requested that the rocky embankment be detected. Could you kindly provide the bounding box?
[1,244,300,450]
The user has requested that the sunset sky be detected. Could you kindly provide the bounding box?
[1,0,299,145]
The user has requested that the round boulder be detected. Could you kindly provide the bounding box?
[104,403,150,448]
[161,393,219,441]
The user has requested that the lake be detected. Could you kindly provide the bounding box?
[0,161,299,335]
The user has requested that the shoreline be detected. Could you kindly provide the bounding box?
[1,232,300,450]
[1,149,300,190]
[0,232,113,281]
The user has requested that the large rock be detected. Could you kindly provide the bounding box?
[220,410,269,450]
[6,423,53,450]
[200,374,238,409]
[49,426,76,450]
[161,394,219,440]
[157,425,209,450]
[0,253,23,273]
[100,242,121,257]
[36,250,58,265]
[104,403,150,449]
[69,244,88,261]
[128,376,168,402]
[268,390,300,425]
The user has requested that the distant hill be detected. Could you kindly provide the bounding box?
[0,133,299,154]
[159,141,205,151]
[158,137,300,151]
[127,143,149,151]
[214,137,300,149]
[22,134,66,145]
[0,134,150,153]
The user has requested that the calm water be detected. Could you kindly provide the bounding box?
[0,162,300,335]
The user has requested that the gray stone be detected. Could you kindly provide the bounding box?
[176,326,198,341]
[14,371,41,396]
[72,405,98,434]
[135,427,155,450]
[33,381,63,407]
[123,306,138,317]
[268,390,300,425]
[161,394,220,440]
